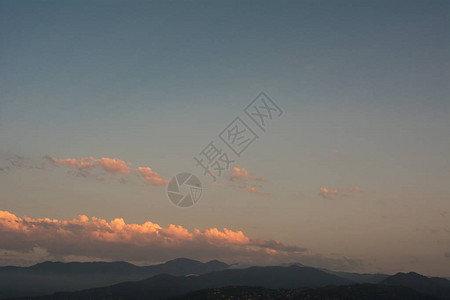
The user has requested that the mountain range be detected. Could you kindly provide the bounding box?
[0,258,228,299]
[2,259,450,300]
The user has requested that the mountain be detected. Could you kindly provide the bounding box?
[170,284,438,300]
[0,258,228,299]
[381,272,450,300]
[12,265,354,300]
[330,271,390,283]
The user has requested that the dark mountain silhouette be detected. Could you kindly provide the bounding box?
[5,260,450,300]
[0,258,228,299]
[381,272,450,300]
[169,284,438,300]
[12,265,354,300]
[330,270,390,283]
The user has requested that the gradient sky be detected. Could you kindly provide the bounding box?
[0,0,449,276]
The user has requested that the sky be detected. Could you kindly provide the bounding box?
[0,0,449,276]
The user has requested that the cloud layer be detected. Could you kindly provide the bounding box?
[0,210,302,262]
[0,210,360,269]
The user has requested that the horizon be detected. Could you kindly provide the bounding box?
[3,257,449,281]
[0,257,408,276]
[1,0,449,279]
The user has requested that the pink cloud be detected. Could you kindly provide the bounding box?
[137,167,167,186]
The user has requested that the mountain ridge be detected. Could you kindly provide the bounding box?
[381,271,450,300]
[10,265,354,300]
[0,258,229,299]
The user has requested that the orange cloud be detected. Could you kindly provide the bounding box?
[46,156,166,186]
[48,156,129,174]
[95,157,130,174]
[0,210,306,263]
[0,210,365,270]
[242,186,265,195]
[230,166,266,182]
[319,186,360,199]
[229,166,267,195]
[319,186,338,199]
[137,167,167,186]
[201,228,250,245]
[48,157,95,169]
[320,186,338,195]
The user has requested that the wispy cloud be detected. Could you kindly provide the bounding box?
[242,186,265,195]
[229,166,267,195]
[44,156,166,186]
[319,186,360,199]
[230,166,266,183]
[48,157,96,169]
[1,156,46,171]
[319,186,338,199]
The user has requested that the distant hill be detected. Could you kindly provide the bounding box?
[12,265,354,300]
[170,284,438,300]
[5,260,450,300]
[382,272,450,300]
[0,258,228,299]
[330,270,390,283]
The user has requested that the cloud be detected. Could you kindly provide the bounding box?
[44,156,166,186]
[48,157,96,169]
[0,210,308,264]
[0,166,10,172]
[319,186,338,198]
[319,186,360,199]
[95,158,130,174]
[1,156,47,171]
[242,186,265,195]
[137,167,168,186]
[230,166,266,182]
[229,166,267,195]
[343,186,360,193]
[0,210,364,270]
[47,156,129,174]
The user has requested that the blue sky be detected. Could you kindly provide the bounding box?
[0,0,449,275]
